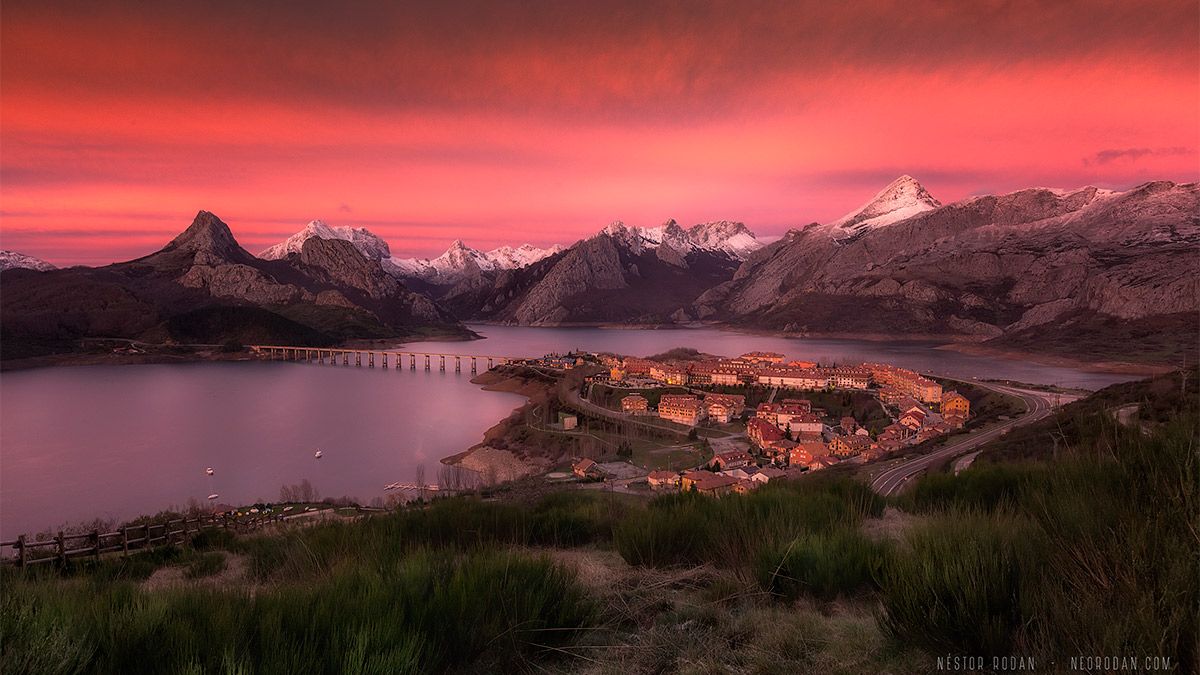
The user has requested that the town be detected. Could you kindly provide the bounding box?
[517,349,973,496]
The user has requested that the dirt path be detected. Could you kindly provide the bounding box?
[143,552,249,592]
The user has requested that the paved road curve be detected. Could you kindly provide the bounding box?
[869,381,1074,496]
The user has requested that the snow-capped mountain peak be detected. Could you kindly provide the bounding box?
[388,240,564,281]
[826,175,941,239]
[598,219,762,259]
[0,250,56,272]
[260,220,391,261]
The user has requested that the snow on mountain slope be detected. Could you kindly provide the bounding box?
[825,175,941,240]
[388,240,564,281]
[260,220,391,261]
[0,250,56,272]
[601,219,763,259]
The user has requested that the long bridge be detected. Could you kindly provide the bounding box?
[249,345,522,374]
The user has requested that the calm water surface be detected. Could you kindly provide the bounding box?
[0,325,1138,538]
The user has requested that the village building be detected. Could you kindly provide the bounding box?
[755,402,780,426]
[808,455,841,472]
[705,392,746,411]
[780,398,813,412]
[942,391,970,417]
[609,366,626,381]
[828,434,872,458]
[711,449,754,470]
[622,357,657,375]
[753,466,788,484]
[658,394,706,425]
[899,409,927,431]
[757,367,829,390]
[788,441,829,466]
[823,366,872,390]
[747,417,785,448]
[621,394,649,414]
[787,412,825,436]
[682,471,740,496]
[572,458,602,479]
[647,470,681,490]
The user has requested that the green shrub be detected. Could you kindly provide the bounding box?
[878,512,1034,656]
[756,527,889,601]
[0,550,595,674]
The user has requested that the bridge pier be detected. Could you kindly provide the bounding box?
[424,355,430,371]
[355,352,361,367]
[368,352,374,368]
[487,357,493,370]
[410,354,416,370]
[439,355,445,371]
[455,356,461,373]
[471,357,477,373]
[382,353,388,368]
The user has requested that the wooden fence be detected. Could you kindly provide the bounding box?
[0,512,285,568]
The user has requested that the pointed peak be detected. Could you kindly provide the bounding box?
[602,221,628,236]
[874,175,938,206]
[170,211,239,251]
[826,175,941,237]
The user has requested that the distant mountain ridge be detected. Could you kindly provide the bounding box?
[0,250,56,272]
[696,177,1198,364]
[259,218,763,285]
[1,211,469,362]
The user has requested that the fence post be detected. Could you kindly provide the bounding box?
[122,527,129,557]
[17,535,26,567]
[92,529,100,564]
[56,531,66,567]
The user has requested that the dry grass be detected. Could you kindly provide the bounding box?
[525,544,930,674]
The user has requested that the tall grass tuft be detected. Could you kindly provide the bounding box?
[756,526,889,601]
[877,511,1034,656]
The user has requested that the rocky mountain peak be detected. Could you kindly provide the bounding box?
[826,175,942,239]
[166,211,244,257]
[260,220,390,261]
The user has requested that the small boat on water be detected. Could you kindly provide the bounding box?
[314,449,323,459]
[205,467,214,476]
[207,493,220,500]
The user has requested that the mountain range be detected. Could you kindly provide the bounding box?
[0,212,469,361]
[3,176,1195,365]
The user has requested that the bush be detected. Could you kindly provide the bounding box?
[756,527,888,601]
[0,550,595,674]
[878,512,1034,656]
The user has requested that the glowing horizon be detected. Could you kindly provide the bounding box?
[2,0,1197,266]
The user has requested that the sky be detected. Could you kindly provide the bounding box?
[2,0,1198,266]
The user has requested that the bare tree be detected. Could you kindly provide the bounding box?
[415,463,427,501]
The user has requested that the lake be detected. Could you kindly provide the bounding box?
[0,325,1138,538]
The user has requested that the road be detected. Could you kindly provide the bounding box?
[868,380,1076,496]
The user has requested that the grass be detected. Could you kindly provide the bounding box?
[880,403,1198,667]
[756,527,889,601]
[614,476,885,570]
[2,549,595,674]
[183,551,226,579]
